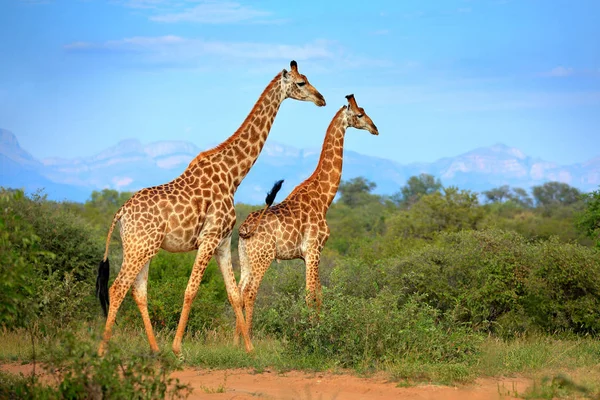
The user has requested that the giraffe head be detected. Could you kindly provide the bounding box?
[343,94,379,135]
[281,60,326,107]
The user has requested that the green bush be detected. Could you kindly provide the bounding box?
[384,230,600,336]
[0,190,43,328]
[0,333,192,399]
[259,288,480,368]
[577,187,600,248]
[523,237,600,334]
[387,187,484,240]
[0,190,102,330]
[388,230,529,333]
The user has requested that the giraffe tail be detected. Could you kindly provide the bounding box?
[239,180,284,239]
[96,207,124,318]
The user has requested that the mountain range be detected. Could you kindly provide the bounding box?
[1,128,599,204]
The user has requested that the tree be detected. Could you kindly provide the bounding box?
[507,187,533,208]
[532,181,581,207]
[388,186,484,239]
[577,188,600,248]
[83,189,132,227]
[483,185,511,203]
[338,177,377,207]
[394,174,442,207]
[483,186,533,207]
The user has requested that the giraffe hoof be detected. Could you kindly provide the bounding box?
[245,342,255,353]
[177,352,185,363]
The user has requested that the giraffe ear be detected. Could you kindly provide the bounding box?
[282,69,289,79]
[346,94,359,110]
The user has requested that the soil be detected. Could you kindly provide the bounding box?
[1,363,532,400]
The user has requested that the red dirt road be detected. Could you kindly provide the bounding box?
[172,368,530,400]
[2,364,531,399]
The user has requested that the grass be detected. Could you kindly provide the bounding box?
[477,335,600,376]
[1,324,599,394]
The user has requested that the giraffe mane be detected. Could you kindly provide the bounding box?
[187,71,283,168]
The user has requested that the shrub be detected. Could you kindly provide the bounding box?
[258,287,481,368]
[385,229,600,336]
[0,190,102,330]
[0,190,42,328]
[0,333,192,399]
[523,237,600,334]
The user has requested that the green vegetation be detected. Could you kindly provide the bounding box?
[1,176,599,395]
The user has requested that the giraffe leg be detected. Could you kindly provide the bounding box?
[241,258,271,340]
[131,261,159,353]
[172,236,220,356]
[305,250,322,311]
[236,238,250,344]
[214,235,254,353]
[98,254,153,356]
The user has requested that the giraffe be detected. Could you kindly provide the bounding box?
[96,60,326,356]
[235,94,378,339]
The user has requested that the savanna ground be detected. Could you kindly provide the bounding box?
[1,176,600,398]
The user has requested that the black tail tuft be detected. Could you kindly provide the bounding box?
[265,180,284,207]
[96,259,110,318]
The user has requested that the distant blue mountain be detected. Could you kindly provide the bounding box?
[1,128,599,204]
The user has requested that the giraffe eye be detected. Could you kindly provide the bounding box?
[357,114,364,118]
[296,82,306,87]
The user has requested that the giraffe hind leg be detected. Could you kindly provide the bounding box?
[236,238,251,345]
[214,236,254,353]
[241,257,272,340]
[131,261,159,353]
[98,252,156,356]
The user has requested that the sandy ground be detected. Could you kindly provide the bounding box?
[2,363,532,400]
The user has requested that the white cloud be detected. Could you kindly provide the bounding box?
[150,1,273,24]
[113,176,133,188]
[542,66,574,77]
[63,34,393,73]
[64,35,336,65]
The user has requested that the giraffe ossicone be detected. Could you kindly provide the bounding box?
[96,61,326,356]
[236,94,379,340]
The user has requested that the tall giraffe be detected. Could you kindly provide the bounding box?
[96,61,326,356]
[235,94,378,338]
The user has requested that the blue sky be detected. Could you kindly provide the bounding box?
[1,0,599,165]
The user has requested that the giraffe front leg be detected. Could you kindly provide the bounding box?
[172,236,220,356]
[131,261,159,353]
[214,235,254,353]
[305,250,323,312]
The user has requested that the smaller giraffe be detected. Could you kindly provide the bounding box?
[235,94,378,338]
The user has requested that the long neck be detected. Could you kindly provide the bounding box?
[306,108,347,208]
[188,73,284,188]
